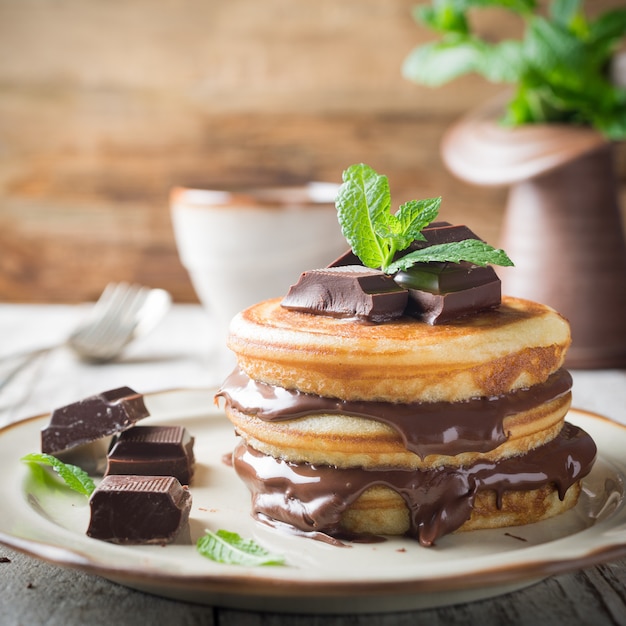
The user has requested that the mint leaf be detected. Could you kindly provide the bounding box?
[403,35,524,87]
[588,9,626,47]
[393,197,441,250]
[403,38,483,87]
[335,163,392,269]
[479,40,526,83]
[21,452,95,496]
[550,0,583,28]
[387,240,514,274]
[196,529,285,566]
[414,3,469,35]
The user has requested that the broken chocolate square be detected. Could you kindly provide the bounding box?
[41,387,150,455]
[400,278,501,324]
[281,266,408,322]
[86,474,192,544]
[106,426,195,485]
[395,223,502,324]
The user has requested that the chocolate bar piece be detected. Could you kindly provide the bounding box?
[400,279,501,324]
[396,223,502,324]
[106,426,195,485]
[87,475,192,544]
[281,266,408,322]
[41,387,150,455]
[420,221,480,246]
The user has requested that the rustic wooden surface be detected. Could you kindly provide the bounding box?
[1,0,624,303]
[2,545,626,626]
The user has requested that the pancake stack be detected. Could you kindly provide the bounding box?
[216,195,597,546]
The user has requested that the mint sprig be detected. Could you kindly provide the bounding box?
[21,452,95,496]
[196,529,286,567]
[336,163,513,273]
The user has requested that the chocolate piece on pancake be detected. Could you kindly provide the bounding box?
[281,266,407,322]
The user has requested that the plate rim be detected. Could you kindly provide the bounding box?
[1,389,625,602]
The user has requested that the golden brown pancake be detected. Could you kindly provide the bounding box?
[228,296,571,403]
[224,393,570,470]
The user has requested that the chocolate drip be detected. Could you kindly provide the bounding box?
[233,422,597,547]
[217,368,573,458]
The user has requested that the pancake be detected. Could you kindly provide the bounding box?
[222,369,572,469]
[232,422,595,546]
[218,295,596,547]
[228,296,571,403]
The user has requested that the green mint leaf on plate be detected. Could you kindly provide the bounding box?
[196,529,286,567]
[387,239,514,274]
[336,163,513,273]
[21,452,95,496]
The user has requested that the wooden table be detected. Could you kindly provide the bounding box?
[1,304,625,626]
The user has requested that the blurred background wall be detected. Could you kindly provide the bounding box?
[1,0,624,303]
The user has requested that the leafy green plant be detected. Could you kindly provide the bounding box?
[402,0,626,139]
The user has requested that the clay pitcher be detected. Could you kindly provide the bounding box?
[442,95,626,368]
[498,143,626,368]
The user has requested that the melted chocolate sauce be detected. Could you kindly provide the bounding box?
[217,368,573,458]
[233,422,596,547]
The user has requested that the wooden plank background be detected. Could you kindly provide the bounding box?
[0,0,624,303]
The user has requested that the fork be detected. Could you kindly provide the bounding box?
[0,283,172,392]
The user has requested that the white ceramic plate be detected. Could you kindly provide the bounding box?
[0,389,625,614]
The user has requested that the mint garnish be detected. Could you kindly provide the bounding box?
[196,529,286,566]
[21,452,95,497]
[336,163,513,273]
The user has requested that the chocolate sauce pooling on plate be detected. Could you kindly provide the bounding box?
[217,368,573,458]
[233,422,597,547]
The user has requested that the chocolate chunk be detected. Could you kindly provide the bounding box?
[106,426,195,485]
[393,262,497,293]
[86,475,192,544]
[41,387,150,455]
[400,279,501,324]
[394,223,502,324]
[281,266,408,322]
[420,221,480,246]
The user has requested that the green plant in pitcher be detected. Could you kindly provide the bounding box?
[402,0,626,139]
